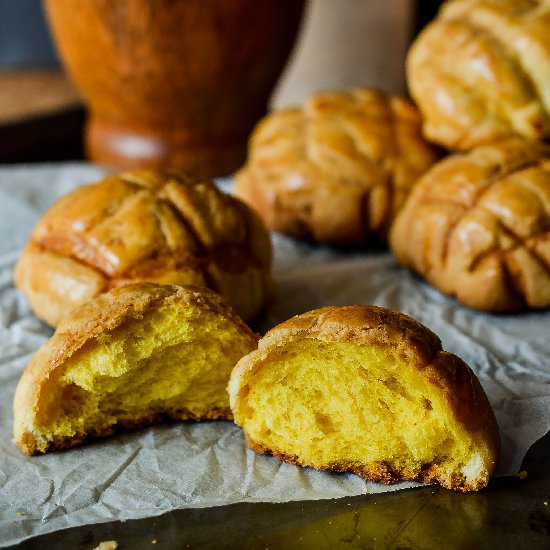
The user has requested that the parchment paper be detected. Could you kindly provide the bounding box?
[1,163,549,547]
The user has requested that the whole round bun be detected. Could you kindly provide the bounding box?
[14,170,273,325]
[235,88,439,246]
[407,0,550,150]
[390,138,550,312]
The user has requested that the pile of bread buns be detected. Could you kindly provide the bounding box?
[237,0,550,314]
[20,0,550,493]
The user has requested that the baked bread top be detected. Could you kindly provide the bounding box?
[390,137,550,311]
[14,169,273,326]
[13,282,258,455]
[235,88,439,246]
[229,305,500,492]
[407,0,550,150]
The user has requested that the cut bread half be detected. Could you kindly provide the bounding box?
[14,283,257,455]
[229,306,500,492]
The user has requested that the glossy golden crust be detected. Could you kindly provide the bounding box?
[14,170,273,325]
[390,138,550,311]
[13,283,258,455]
[229,306,500,492]
[235,89,439,246]
[408,0,550,150]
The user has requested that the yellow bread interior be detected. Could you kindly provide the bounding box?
[234,339,493,490]
[30,302,254,447]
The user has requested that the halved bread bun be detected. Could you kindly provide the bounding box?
[229,305,500,492]
[14,283,257,455]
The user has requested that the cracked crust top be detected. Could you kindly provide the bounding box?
[408,0,550,150]
[14,169,273,326]
[389,138,550,311]
[234,88,439,246]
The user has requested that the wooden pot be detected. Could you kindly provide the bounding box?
[44,0,305,177]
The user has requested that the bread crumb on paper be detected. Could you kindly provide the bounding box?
[518,471,528,480]
[93,541,118,550]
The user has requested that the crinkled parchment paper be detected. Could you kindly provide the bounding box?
[1,164,549,546]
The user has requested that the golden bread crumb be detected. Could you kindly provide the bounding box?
[13,283,257,455]
[229,305,500,492]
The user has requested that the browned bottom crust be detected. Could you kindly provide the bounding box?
[244,433,485,493]
[19,407,233,456]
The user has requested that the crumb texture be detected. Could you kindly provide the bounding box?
[230,305,500,492]
[13,283,257,455]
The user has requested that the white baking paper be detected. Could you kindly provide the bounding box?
[1,163,549,547]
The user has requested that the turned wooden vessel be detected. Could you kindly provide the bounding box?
[44,0,305,176]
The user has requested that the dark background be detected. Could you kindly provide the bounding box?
[0,0,57,68]
[0,0,443,70]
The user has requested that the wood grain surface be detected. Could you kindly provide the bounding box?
[0,71,81,124]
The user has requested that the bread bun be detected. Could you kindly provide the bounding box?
[13,283,258,455]
[390,138,550,311]
[235,89,439,246]
[407,0,550,150]
[229,305,499,492]
[14,170,273,325]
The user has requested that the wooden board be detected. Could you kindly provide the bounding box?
[0,71,85,162]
